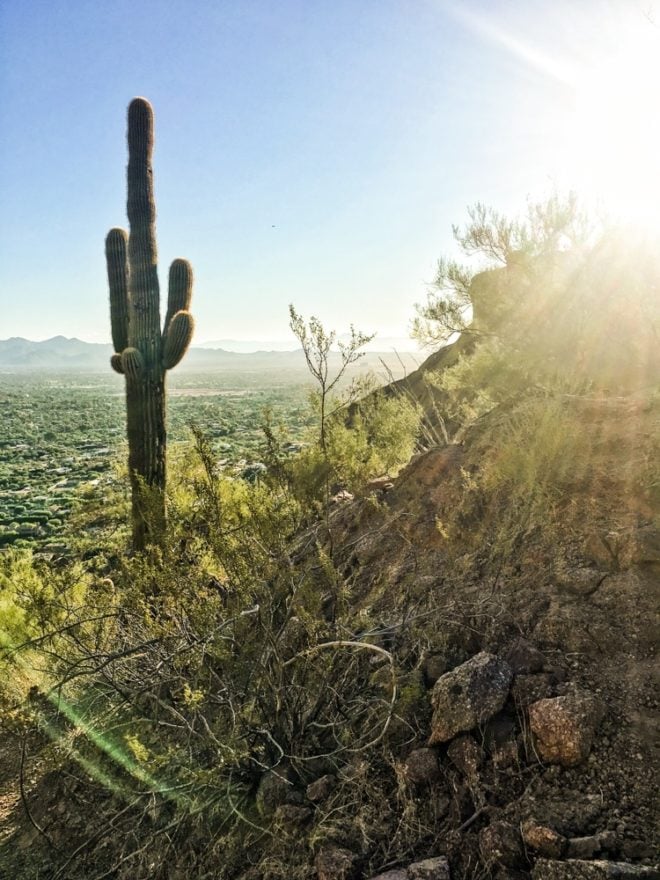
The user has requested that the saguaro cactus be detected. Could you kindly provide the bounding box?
[105,98,194,549]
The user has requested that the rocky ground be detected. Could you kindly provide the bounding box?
[303,396,659,879]
[0,396,658,879]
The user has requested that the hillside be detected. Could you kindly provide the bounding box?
[0,229,658,880]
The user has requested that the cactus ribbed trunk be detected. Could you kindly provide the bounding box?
[125,99,166,548]
[106,98,195,551]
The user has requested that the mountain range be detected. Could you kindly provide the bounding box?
[0,336,421,373]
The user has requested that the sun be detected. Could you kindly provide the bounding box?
[448,2,660,230]
[566,22,660,227]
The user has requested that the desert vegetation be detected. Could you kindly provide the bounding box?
[1,183,658,880]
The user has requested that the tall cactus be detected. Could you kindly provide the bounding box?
[105,98,195,550]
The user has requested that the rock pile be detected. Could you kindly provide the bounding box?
[285,641,655,879]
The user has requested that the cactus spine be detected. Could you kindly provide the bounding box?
[105,98,195,550]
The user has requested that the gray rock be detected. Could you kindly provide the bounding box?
[407,856,451,879]
[403,748,440,787]
[528,691,605,766]
[306,773,337,803]
[531,860,660,879]
[428,652,513,744]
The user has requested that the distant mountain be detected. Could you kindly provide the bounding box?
[0,336,113,370]
[0,337,421,374]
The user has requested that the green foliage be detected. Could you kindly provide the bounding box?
[0,418,410,877]
[283,309,420,506]
[0,550,90,651]
[264,384,420,509]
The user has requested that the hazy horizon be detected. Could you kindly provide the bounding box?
[0,332,421,353]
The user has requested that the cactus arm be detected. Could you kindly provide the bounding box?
[163,311,195,369]
[121,347,143,379]
[105,227,129,353]
[110,353,125,374]
[163,259,193,335]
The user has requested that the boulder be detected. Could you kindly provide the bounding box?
[315,846,360,880]
[531,860,660,879]
[428,652,513,744]
[528,692,605,766]
[403,748,440,787]
[407,856,451,879]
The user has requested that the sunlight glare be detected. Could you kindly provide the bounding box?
[561,21,660,226]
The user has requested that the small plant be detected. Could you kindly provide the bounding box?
[105,98,195,550]
[289,305,374,453]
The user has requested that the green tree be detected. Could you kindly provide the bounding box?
[412,191,591,346]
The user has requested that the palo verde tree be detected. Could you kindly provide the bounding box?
[289,305,374,452]
[412,192,591,346]
[105,98,195,550]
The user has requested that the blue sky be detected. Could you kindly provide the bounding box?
[1,0,657,345]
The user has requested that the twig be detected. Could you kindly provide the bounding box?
[19,733,59,850]
[457,805,488,834]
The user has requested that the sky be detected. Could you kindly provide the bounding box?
[1,0,658,347]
